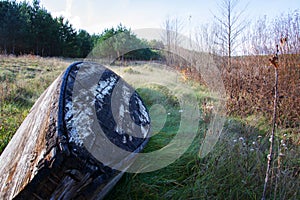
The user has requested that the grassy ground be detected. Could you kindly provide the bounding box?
[107,64,300,200]
[0,56,299,199]
[0,55,71,153]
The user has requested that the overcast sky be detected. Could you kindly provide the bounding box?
[20,0,300,35]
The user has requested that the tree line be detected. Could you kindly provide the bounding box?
[0,0,91,57]
[90,24,162,61]
[0,0,161,59]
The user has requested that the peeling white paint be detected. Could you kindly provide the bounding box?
[122,135,127,144]
[115,125,124,135]
[69,74,119,146]
[67,65,150,156]
[121,84,131,105]
[129,135,133,142]
[141,125,149,138]
[119,104,125,118]
[137,98,150,123]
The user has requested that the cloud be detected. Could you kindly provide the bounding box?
[65,0,72,17]
[50,0,81,30]
[70,15,82,30]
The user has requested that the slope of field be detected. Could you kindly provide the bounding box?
[0,56,299,199]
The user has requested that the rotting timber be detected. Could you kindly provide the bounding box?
[0,62,151,199]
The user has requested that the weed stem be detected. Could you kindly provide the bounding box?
[262,46,279,200]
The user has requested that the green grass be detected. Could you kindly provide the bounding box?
[0,55,71,153]
[106,111,299,199]
[0,57,299,199]
[105,65,299,200]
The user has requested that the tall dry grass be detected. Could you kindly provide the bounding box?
[223,54,300,139]
[0,55,71,153]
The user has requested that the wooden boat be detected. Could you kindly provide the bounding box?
[0,62,151,199]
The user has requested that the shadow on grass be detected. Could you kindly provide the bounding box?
[105,104,300,199]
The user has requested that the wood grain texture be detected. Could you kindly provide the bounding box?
[0,62,150,199]
[0,74,62,199]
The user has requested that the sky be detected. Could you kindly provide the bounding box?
[18,0,300,35]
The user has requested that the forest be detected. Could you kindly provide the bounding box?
[0,0,160,59]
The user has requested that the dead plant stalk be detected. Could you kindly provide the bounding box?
[261,44,280,200]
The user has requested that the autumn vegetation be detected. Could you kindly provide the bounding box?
[0,0,299,199]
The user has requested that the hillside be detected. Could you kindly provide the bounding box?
[0,55,299,199]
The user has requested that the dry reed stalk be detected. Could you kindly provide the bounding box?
[262,44,280,200]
